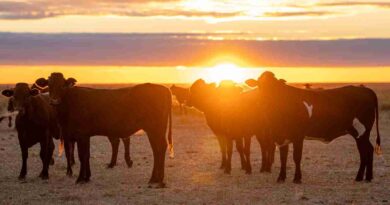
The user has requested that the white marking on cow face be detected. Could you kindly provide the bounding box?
[275,139,290,147]
[353,118,366,138]
[303,101,313,118]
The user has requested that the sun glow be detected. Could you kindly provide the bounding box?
[203,63,263,84]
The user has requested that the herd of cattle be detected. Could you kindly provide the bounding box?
[0,71,382,188]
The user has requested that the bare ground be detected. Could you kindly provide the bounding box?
[0,88,390,204]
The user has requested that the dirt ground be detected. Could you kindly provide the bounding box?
[0,85,390,205]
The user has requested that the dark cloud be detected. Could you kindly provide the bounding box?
[0,33,389,67]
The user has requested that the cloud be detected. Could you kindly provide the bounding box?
[264,11,335,17]
[0,33,389,67]
[0,0,347,20]
[318,1,390,8]
[0,0,243,20]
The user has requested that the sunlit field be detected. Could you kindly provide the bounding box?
[0,83,389,204]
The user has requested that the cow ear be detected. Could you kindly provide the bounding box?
[66,78,77,87]
[1,89,14,97]
[245,79,258,87]
[30,88,40,96]
[35,78,49,87]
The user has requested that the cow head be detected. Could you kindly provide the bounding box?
[1,83,39,115]
[35,72,76,105]
[187,79,216,109]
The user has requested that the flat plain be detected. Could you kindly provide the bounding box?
[0,83,389,205]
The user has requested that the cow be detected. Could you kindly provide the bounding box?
[246,71,381,183]
[31,90,133,176]
[1,83,60,180]
[170,85,189,114]
[187,79,275,174]
[36,73,173,188]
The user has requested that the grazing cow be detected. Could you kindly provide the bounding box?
[170,85,189,114]
[2,83,60,180]
[187,79,275,174]
[36,73,173,187]
[246,71,381,183]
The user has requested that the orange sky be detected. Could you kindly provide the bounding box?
[0,65,389,84]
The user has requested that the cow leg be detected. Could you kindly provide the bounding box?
[19,146,28,180]
[258,136,268,173]
[65,139,74,176]
[235,138,247,171]
[39,140,49,180]
[107,136,119,168]
[355,138,366,181]
[244,136,252,174]
[359,115,375,182]
[70,140,76,166]
[76,137,91,184]
[224,138,233,174]
[267,143,276,173]
[122,137,133,168]
[349,126,365,181]
[49,139,55,166]
[147,131,167,188]
[155,135,167,188]
[216,135,227,169]
[292,139,304,184]
[365,137,374,182]
[277,145,289,183]
[359,128,374,182]
[146,132,159,185]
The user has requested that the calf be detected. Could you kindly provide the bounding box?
[2,83,60,180]
[36,73,173,188]
[170,85,189,114]
[246,71,381,183]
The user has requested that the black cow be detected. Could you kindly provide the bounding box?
[170,85,189,114]
[36,73,173,188]
[2,83,60,180]
[246,71,381,183]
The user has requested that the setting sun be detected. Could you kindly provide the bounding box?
[203,63,263,84]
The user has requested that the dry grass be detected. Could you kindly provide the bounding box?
[0,83,389,204]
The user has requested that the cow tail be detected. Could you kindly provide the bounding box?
[58,137,64,157]
[374,91,382,155]
[167,93,174,159]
